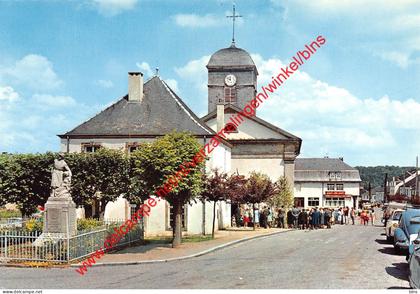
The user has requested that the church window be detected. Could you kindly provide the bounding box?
[224,86,237,103]
[81,143,101,153]
[224,123,238,133]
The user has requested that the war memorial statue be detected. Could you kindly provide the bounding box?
[43,153,77,235]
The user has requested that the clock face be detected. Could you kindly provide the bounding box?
[225,74,236,86]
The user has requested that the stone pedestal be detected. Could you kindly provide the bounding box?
[43,196,77,236]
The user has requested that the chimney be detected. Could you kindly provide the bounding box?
[216,103,224,132]
[128,72,143,102]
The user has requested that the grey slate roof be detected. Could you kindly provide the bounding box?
[295,158,361,182]
[60,76,214,137]
[207,43,256,68]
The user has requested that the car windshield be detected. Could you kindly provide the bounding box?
[408,216,420,234]
[393,211,402,220]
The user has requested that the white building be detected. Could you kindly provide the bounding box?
[294,158,361,208]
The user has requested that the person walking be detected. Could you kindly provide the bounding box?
[350,207,355,225]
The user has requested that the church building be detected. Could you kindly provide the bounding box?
[58,37,301,235]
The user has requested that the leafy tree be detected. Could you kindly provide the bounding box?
[226,173,247,204]
[131,131,205,247]
[355,166,414,189]
[243,172,277,230]
[268,176,294,209]
[201,169,229,238]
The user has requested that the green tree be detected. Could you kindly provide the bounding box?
[131,131,205,247]
[201,169,229,238]
[243,172,277,230]
[269,176,294,209]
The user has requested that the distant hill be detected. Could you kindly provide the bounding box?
[355,166,415,189]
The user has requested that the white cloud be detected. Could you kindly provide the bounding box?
[91,0,138,16]
[0,86,19,102]
[135,61,154,77]
[173,14,223,28]
[33,94,76,107]
[165,78,180,94]
[0,54,62,91]
[96,79,114,88]
[175,55,210,98]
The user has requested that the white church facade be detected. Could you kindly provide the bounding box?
[58,41,301,236]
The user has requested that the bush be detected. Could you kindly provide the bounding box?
[0,209,22,219]
[25,218,43,232]
[77,218,104,232]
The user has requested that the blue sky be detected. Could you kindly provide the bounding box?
[0,0,419,166]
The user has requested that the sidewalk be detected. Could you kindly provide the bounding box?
[78,228,290,266]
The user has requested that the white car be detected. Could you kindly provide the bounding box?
[385,209,404,242]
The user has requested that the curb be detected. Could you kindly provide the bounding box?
[70,229,292,268]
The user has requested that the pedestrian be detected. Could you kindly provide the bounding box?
[278,207,285,228]
[287,209,294,229]
[267,207,273,228]
[308,208,314,230]
[312,207,320,229]
[253,203,260,228]
[344,206,349,224]
[243,209,250,227]
[370,208,375,226]
[350,207,355,225]
[325,208,331,229]
[292,205,300,229]
[298,209,305,230]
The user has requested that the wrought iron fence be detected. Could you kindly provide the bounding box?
[0,218,144,264]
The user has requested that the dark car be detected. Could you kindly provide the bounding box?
[393,208,420,255]
[409,232,420,289]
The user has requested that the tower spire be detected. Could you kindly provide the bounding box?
[226,3,242,46]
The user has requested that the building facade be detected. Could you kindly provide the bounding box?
[294,158,361,208]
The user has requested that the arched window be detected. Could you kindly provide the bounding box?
[225,123,238,133]
[224,86,237,103]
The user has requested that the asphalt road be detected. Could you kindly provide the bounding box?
[0,223,410,289]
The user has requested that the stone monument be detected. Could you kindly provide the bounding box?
[43,153,77,236]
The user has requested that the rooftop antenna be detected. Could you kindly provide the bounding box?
[155,67,159,76]
[226,3,242,46]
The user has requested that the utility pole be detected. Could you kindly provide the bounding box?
[384,173,388,203]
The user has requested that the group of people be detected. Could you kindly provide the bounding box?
[233,205,377,229]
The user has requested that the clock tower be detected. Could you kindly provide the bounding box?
[206,42,258,113]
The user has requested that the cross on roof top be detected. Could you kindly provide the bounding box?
[226,3,242,46]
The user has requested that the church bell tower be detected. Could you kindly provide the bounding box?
[206,5,258,114]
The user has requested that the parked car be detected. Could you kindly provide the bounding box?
[408,232,420,289]
[393,208,420,255]
[385,209,404,242]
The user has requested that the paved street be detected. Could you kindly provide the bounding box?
[0,223,410,289]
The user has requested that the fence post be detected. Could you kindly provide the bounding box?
[66,213,70,263]
[4,231,7,260]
